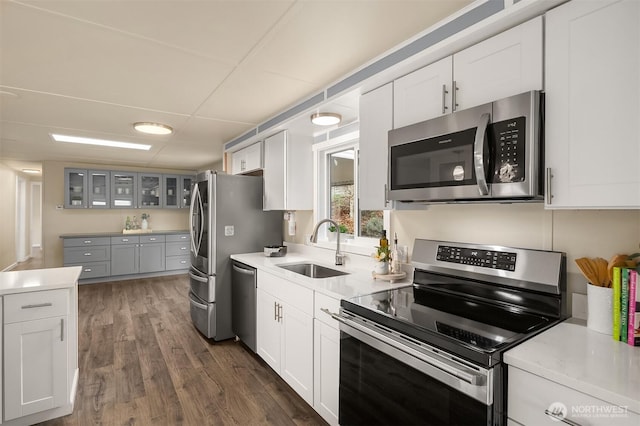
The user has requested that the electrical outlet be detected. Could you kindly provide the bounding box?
[224,225,234,237]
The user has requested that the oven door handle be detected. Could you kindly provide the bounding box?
[334,313,491,404]
[473,112,490,196]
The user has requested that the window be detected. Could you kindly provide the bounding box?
[314,137,387,249]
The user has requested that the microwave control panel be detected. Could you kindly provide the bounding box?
[436,245,517,271]
[490,116,526,183]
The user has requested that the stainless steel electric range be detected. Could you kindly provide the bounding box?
[335,239,567,426]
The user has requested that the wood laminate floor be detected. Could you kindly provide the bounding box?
[38,275,327,426]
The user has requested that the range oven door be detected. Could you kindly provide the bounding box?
[337,312,494,426]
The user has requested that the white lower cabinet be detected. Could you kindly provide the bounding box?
[313,319,339,426]
[508,366,640,426]
[3,289,73,422]
[256,271,313,405]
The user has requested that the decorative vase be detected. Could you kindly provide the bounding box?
[587,282,613,335]
[374,261,389,275]
[141,218,148,230]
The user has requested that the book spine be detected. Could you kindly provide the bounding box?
[612,267,621,341]
[621,268,629,342]
[629,270,639,346]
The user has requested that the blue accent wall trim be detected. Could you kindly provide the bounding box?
[326,0,504,98]
[257,92,325,134]
[224,128,257,150]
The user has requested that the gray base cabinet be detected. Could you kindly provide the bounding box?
[62,232,189,281]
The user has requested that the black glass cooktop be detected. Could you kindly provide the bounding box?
[343,278,554,360]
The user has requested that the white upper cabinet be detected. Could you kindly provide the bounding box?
[545,0,640,209]
[231,141,263,175]
[263,130,313,211]
[392,16,543,129]
[393,57,452,128]
[359,83,393,211]
[453,15,543,111]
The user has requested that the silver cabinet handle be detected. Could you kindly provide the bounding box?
[83,240,92,244]
[84,268,92,272]
[473,112,491,196]
[61,318,64,341]
[180,260,187,264]
[544,409,581,426]
[83,253,92,256]
[278,304,283,322]
[180,235,187,239]
[149,237,156,241]
[22,303,52,309]
[384,183,389,207]
[320,307,339,320]
[274,302,278,321]
[180,247,188,250]
[122,238,129,242]
[452,80,459,111]
[546,167,553,205]
[441,84,449,114]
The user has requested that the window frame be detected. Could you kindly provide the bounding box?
[312,133,389,255]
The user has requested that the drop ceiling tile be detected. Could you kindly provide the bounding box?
[1,2,233,114]
[20,0,295,64]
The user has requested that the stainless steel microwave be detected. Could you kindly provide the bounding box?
[388,91,543,203]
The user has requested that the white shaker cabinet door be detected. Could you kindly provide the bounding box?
[313,319,340,426]
[453,15,543,111]
[359,83,393,211]
[545,0,640,208]
[4,316,68,421]
[393,56,453,128]
[256,288,281,373]
[280,302,314,406]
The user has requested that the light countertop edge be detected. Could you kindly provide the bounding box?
[60,230,189,238]
[0,266,81,294]
[503,318,640,414]
[230,252,412,301]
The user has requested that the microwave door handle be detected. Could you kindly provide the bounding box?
[473,113,491,196]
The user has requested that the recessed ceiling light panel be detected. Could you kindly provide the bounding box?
[22,169,41,174]
[310,112,342,126]
[133,122,173,135]
[51,134,152,151]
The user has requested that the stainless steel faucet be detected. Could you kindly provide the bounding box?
[310,219,345,266]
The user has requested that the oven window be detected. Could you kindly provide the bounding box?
[339,332,489,426]
[390,127,477,190]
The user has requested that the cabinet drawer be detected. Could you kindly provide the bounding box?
[4,289,69,323]
[140,234,165,244]
[508,366,640,425]
[166,233,190,242]
[258,271,313,315]
[63,236,110,247]
[68,261,111,279]
[314,292,340,328]
[64,245,110,263]
[111,236,139,245]
[166,256,190,270]
[166,241,190,256]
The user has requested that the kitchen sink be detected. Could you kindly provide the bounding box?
[277,262,348,279]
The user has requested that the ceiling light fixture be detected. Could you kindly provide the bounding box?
[51,134,152,151]
[310,112,342,126]
[22,169,41,174]
[133,122,173,135]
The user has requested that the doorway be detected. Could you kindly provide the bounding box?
[15,176,27,262]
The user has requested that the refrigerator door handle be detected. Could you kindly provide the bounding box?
[188,270,209,283]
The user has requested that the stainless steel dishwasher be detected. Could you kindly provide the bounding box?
[231,260,257,352]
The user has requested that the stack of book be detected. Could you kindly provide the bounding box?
[612,267,640,346]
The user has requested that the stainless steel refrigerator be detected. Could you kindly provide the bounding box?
[189,171,282,340]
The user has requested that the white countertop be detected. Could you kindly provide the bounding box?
[504,318,640,414]
[231,245,412,300]
[0,266,81,295]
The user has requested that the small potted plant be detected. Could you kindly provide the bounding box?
[140,213,150,230]
[372,245,391,275]
[328,224,348,241]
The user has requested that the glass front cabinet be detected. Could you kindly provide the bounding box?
[64,169,88,209]
[163,175,180,208]
[88,170,110,208]
[111,171,137,208]
[181,175,194,209]
[139,173,162,208]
